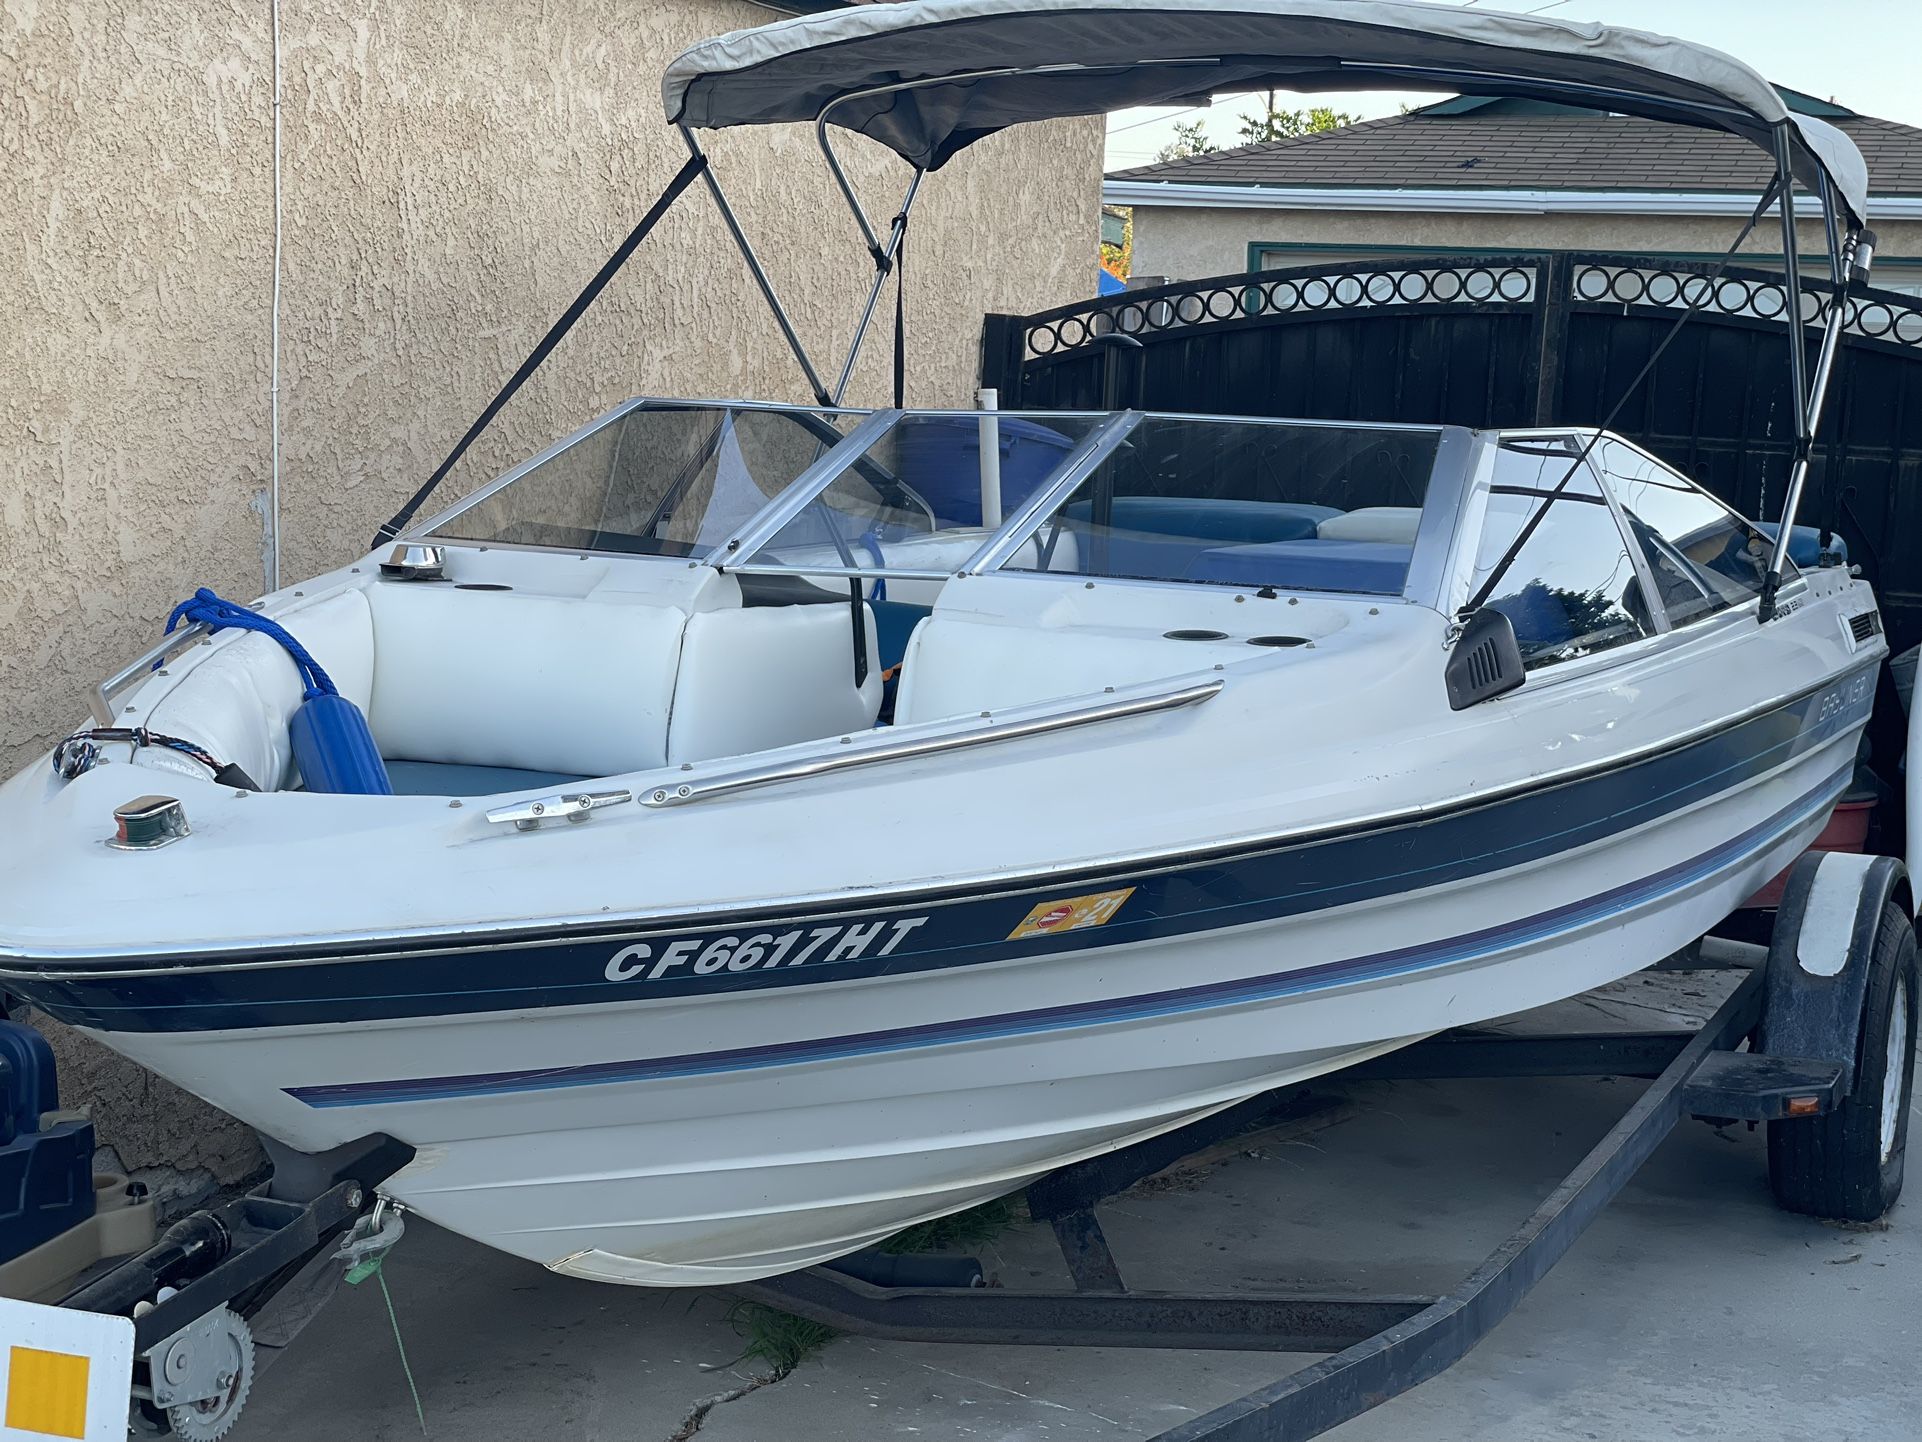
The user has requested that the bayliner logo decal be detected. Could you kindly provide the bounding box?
[604,916,929,982]
[1009,888,1135,940]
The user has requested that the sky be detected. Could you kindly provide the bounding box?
[1104,0,1922,171]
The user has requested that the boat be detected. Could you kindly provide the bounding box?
[0,0,1890,1287]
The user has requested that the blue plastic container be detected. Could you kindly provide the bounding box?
[897,416,1079,527]
[1,1019,95,1266]
[1752,522,1847,568]
[290,693,394,796]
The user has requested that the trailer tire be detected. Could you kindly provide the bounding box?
[1767,901,1917,1221]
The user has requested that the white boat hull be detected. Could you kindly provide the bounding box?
[86,725,1851,1284]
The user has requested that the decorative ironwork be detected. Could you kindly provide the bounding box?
[1022,257,1544,359]
[1016,252,1922,364]
[1569,261,1922,348]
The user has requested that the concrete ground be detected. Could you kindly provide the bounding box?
[234,975,1919,1442]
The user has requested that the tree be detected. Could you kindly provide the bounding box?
[1234,95,1358,145]
[1154,118,1216,162]
[1099,206,1133,280]
[1150,100,1357,164]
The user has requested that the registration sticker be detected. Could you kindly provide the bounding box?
[1009,888,1136,940]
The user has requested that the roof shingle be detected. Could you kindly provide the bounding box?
[1109,112,1922,196]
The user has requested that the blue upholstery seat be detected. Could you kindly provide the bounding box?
[1187,539,1413,594]
[1751,522,1846,568]
[383,761,590,797]
[870,600,931,674]
[1064,497,1341,540]
[1062,498,1337,580]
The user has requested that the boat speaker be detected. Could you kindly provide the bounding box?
[1445,608,1525,710]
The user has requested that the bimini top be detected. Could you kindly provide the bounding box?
[663,0,1868,225]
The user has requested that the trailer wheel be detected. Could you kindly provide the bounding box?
[1767,901,1918,1221]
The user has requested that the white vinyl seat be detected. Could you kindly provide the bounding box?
[140,589,374,789]
[366,584,684,778]
[1315,507,1422,545]
[667,604,882,764]
[134,582,885,791]
[896,616,1188,723]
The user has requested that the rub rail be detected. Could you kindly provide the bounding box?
[640,678,1223,809]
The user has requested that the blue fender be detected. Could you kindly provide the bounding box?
[290,694,394,796]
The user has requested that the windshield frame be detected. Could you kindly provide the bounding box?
[403,398,1473,607]
[714,406,1122,580]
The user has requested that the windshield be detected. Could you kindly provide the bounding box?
[418,404,1447,600]
[424,403,863,557]
[1001,416,1442,596]
[733,411,1105,579]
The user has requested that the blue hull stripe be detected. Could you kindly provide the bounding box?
[290,766,1847,1108]
[2,663,1876,1035]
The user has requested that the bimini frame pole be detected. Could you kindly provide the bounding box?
[809,59,1219,406]
[830,168,924,402]
[373,150,710,546]
[813,94,926,403]
[1760,128,1872,620]
[679,125,835,407]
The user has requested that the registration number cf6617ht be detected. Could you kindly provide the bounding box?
[604,916,929,982]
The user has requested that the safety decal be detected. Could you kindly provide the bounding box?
[1008,887,1136,940]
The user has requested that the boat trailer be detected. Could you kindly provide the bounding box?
[738,850,1917,1442]
[3,851,1912,1440]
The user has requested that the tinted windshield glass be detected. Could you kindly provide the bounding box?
[1592,438,1782,623]
[1477,443,1651,668]
[1002,417,1440,595]
[427,405,857,556]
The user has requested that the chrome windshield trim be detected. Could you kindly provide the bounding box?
[1110,411,1448,433]
[1399,425,1475,611]
[640,677,1223,810]
[957,568,1420,605]
[959,410,1143,574]
[1584,444,1674,635]
[705,408,905,564]
[725,563,955,582]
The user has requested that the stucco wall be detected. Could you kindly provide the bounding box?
[1,1,1102,1206]
[1130,204,1922,283]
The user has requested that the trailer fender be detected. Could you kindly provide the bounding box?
[1908,652,1922,899]
[1759,851,1910,1093]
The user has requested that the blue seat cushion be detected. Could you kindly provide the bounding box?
[1751,522,1845,568]
[870,599,932,674]
[383,761,590,797]
[1187,539,1413,594]
[1064,497,1340,542]
[1063,499,1335,581]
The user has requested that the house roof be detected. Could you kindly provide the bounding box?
[1109,98,1922,198]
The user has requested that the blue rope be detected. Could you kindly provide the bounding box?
[162,588,339,700]
[857,528,888,603]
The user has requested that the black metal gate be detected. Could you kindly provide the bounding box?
[981,253,1922,651]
